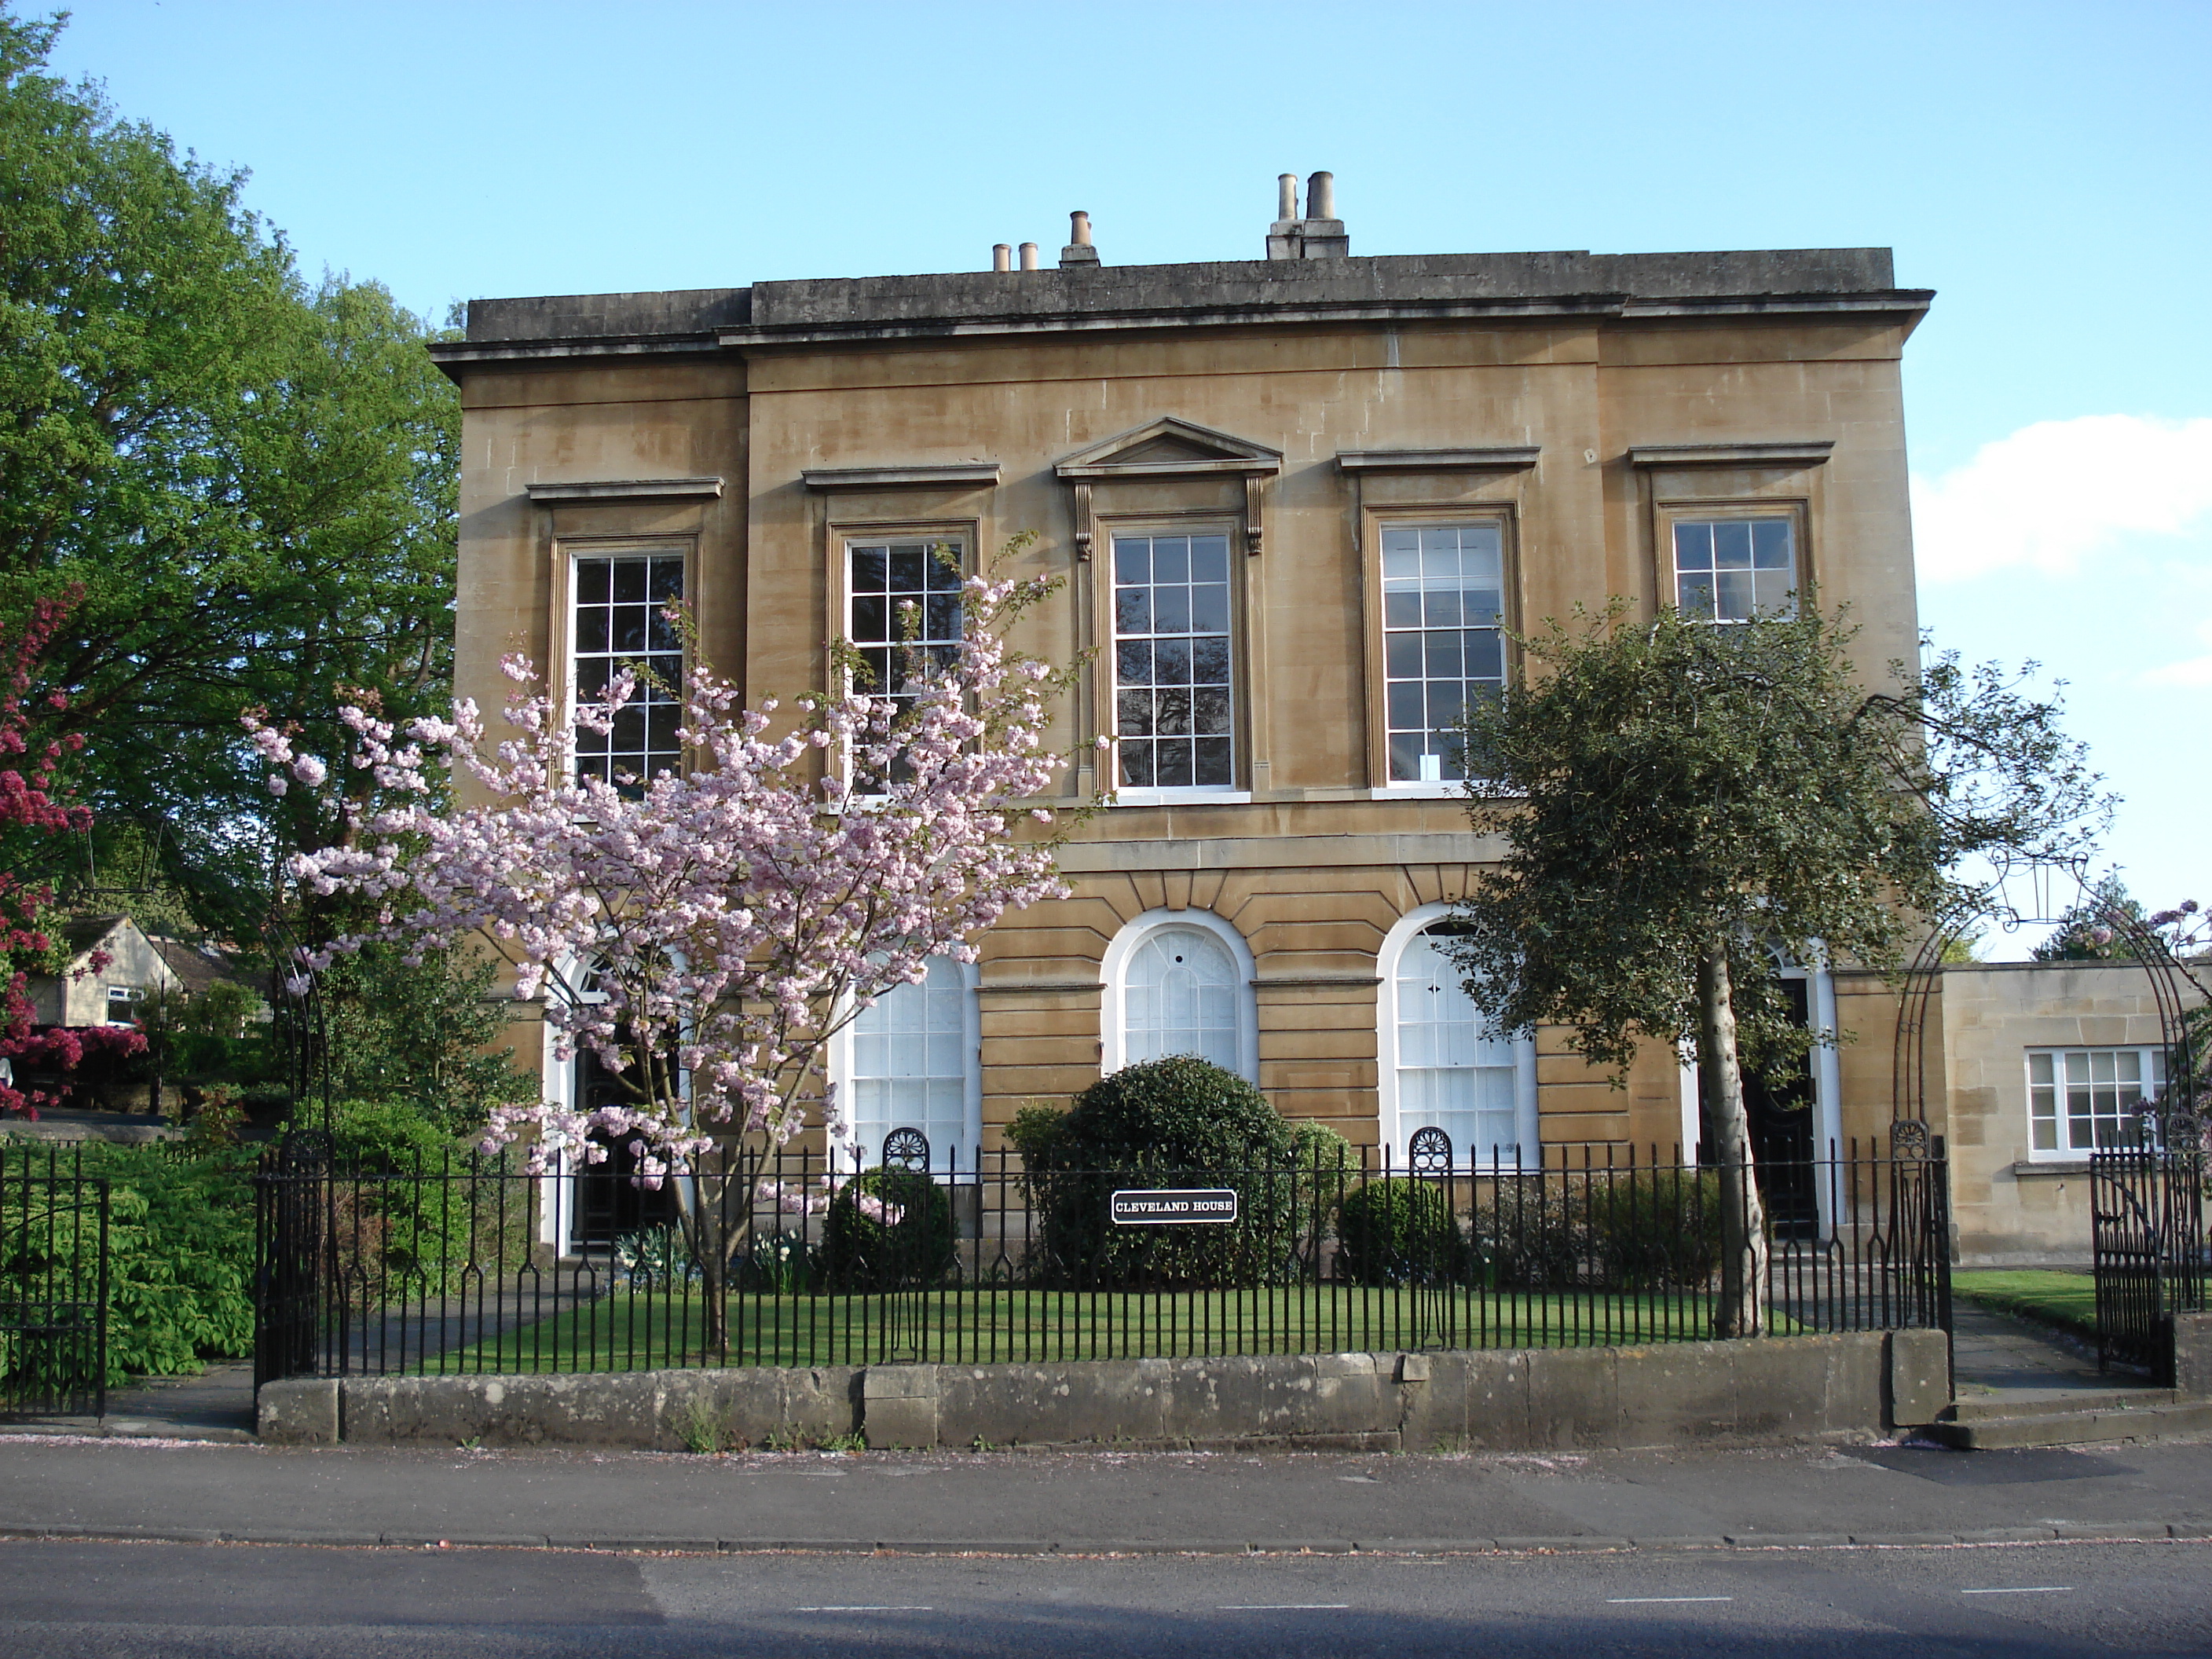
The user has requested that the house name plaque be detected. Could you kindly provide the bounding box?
[1108,1188,1239,1226]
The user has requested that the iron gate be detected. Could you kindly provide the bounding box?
[1,1150,110,1419]
[2092,1115,2207,1382]
[253,1130,331,1387]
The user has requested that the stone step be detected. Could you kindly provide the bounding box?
[1946,1388,2178,1423]
[1925,1399,2212,1450]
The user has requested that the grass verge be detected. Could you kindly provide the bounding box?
[412,1284,1753,1375]
[1950,1268,2098,1339]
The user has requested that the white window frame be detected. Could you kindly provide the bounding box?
[2023,1045,2167,1161]
[1375,903,1537,1168]
[1098,908,1259,1082]
[1666,511,1803,623]
[1104,524,1247,806]
[104,986,145,1027]
[827,955,983,1174]
[1372,520,1511,794]
[560,539,692,786]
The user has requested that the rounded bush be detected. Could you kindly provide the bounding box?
[820,1168,956,1291]
[1052,1056,1287,1169]
[1335,1177,1460,1285]
[1010,1058,1327,1289]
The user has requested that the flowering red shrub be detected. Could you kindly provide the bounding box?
[0,591,147,1116]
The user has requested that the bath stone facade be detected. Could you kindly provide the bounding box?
[1943,958,2206,1267]
[430,178,1935,1168]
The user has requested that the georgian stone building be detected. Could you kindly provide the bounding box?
[430,176,1934,1179]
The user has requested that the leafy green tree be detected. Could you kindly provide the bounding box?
[0,7,457,936]
[1448,607,2107,1335]
[317,943,539,1135]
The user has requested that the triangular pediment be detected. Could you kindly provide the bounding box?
[1055,416,1283,478]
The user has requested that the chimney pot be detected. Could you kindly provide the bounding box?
[1060,211,1101,268]
[1019,242,1040,271]
[991,244,1012,273]
[1306,170,1336,222]
[1277,174,1299,220]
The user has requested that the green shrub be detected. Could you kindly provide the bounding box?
[819,1168,956,1291]
[324,1096,466,1167]
[1589,1168,1724,1288]
[1011,1057,1333,1289]
[1336,1177,1462,1285]
[1469,1177,1590,1289]
[305,1101,523,1299]
[27,1144,262,1384]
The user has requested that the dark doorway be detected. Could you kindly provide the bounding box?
[568,1042,677,1251]
[1699,976,1819,1238]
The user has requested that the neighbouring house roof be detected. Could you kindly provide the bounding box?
[53,914,130,961]
[148,935,256,999]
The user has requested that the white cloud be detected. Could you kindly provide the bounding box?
[1911,414,2212,584]
[2139,614,2212,689]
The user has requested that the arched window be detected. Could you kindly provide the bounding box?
[1378,906,1536,1166]
[1101,910,1258,1081]
[837,955,979,1170]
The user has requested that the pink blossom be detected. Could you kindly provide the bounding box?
[244,565,1068,1181]
[852,1193,906,1227]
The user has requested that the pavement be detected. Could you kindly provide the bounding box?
[2,1295,2199,1558]
[1,1430,2210,1556]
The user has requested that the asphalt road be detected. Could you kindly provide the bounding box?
[1,1536,2207,1657]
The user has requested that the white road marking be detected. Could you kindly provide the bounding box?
[1961,1587,2073,1595]
[1606,1596,1735,1604]
[1218,1603,1353,1610]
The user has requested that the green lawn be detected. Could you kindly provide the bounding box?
[416,1284,1744,1375]
[1950,1269,2099,1339]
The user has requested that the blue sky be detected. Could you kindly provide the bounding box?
[41,0,2212,950]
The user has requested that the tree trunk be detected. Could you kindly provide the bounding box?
[1699,935,1770,1338]
[684,1168,731,1357]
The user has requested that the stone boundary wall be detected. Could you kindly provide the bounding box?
[259,1331,1950,1452]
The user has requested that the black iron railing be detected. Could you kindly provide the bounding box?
[1,1144,110,1419]
[253,1132,1950,1382]
[2092,1118,2207,1381]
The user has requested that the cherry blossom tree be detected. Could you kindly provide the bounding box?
[247,546,1068,1339]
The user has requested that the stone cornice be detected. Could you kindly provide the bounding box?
[1336,446,1541,474]
[524,476,725,503]
[801,463,1002,490]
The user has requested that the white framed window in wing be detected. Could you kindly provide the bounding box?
[571,552,685,785]
[1379,909,1535,1166]
[1111,532,1235,791]
[2026,1046,2166,1158]
[844,955,979,1170]
[1380,522,1506,785]
[1672,518,1798,621]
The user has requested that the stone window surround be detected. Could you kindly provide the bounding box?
[544,533,698,778]
[1094,511,1254,806]
[1361,505,1518,799]
[819,515,979,796]
[1097,907,1261,1083]
[1632,443,1829,624]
